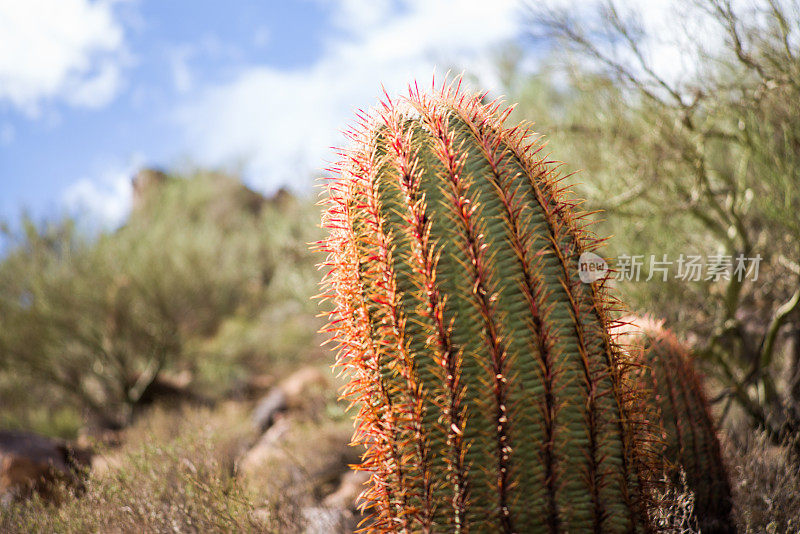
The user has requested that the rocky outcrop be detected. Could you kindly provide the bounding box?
[251,366,329,433]
[300,470,369,533]
[302,506,356,534]
[0,430,92,504]
[131,168,168,212]
[251,388,288,434]
[239,365,367,532]
[322,469,368,511]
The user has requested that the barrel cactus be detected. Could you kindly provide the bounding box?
[621,316,735,533]
[319,79,653,532]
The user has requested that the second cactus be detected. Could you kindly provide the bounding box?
[622,317,736,533]
[320,80,652,532]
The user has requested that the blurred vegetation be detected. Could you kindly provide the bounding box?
[0,171,323,435]
[514,0,800,448]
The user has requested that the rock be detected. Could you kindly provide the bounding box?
[322,469,369,511]
[302,506,356,534]
[251,388,288,434]
[131,168,168,212]
[279,366,329,401]
[238,417,294,477]
[251,366,329,433]
[267,187,295,209]
[0,430,92,504]
[237,414,357,500]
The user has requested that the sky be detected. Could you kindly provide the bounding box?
[0,0,530,227]
[0,0,725,229]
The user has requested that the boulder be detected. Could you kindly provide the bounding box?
[251,366,329,433]
[322,469,369,511]
[302,506,356,534]
[251,388,288,434]
[278,366,329,401]
[131,168,168,212]
[0,430,92,504]
[238,417,294,477]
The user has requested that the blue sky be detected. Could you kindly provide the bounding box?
[0,0,528,227]
[0,0,711,230]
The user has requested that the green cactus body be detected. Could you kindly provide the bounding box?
[625,318,735,534]
[320,80,651,532]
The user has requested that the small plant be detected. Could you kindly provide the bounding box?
[319,79,654,532]
[622,317,736,534]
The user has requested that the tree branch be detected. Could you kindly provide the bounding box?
[760,284,800,370]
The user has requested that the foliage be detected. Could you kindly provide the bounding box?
[320,80,653,532]
[0,172,321,430]
[519,0,800,445]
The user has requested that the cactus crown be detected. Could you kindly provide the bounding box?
[625,318,735,534]
[319,78,652,532]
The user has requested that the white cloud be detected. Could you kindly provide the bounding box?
[537,0,729,89]
[173,0,732,194]
[65,59,124,108]
[0,0,128,114]
[320,0,395,34]
[63,155,143,227]
[168,46,194,94]
[174,0,523,193]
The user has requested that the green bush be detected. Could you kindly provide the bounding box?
[0,172,321,430]
[516,0,800,444]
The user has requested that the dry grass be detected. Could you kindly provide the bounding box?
[9,377,800,533]
[0,403,263,533]
[648,471,699,534]
[0,382,362,533]
[1,431,263,532]
[726,430,800,534]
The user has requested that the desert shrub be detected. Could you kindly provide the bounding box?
[190,184,325,396]
[0,171,321,430]
[0,205,257,427]
[0,174,334,527]
[0,372,82,439]
[727,431,800,533]
[647,472,699,534]
[517,0,800,444]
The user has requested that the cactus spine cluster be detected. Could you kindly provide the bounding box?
[319,79,652,532]
[624,317,735,534]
